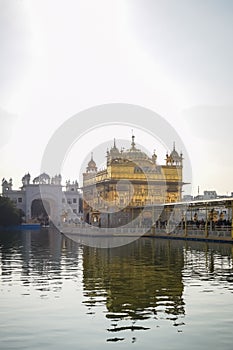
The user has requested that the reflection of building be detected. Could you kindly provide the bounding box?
[83,135,184,227]
[0,228,81,294]
[82,239,185,321]
[2,173,82,224]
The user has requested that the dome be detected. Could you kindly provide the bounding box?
[22,172,31,185]
[123,148,150,161]
[40,172,50,179]
[33,172,51,184]
[86,153,97,172]
[123,135,150,162]
[88,158,96,168]
[22,172,30,180]
[167,142,183,165]
[170,149,180,160]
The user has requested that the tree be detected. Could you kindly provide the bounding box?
[0,196,21,226]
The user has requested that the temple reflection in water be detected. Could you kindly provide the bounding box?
[82,239,185,321]
[1,228,233,338]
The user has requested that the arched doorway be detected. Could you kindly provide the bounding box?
[85,212,90,224]
[31,199,50,225]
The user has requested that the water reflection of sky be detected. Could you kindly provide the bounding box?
[0,229,233,348]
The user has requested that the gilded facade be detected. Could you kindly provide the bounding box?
[83,136,183,227]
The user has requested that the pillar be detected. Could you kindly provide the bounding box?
[231,201,233,240]
[205,205,208,238]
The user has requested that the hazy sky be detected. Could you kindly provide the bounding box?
[0,0,233,195]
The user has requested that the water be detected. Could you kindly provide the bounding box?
[0,229,233,349]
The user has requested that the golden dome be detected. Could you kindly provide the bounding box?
[123,135,150,162]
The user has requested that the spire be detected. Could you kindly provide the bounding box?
[131,134,136,149]
[109,138,120,159]
[173,141,176,151]
[152,149,157,164]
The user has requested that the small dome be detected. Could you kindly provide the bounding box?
[33,172,51,184]
[40,172,50,179]
[86,153,97,172]
[170,149,180,159]
[2,178,8,185]
[88,159,97,168]
[168,142,182,164]
[22,172,30,180]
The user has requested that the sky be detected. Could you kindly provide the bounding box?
[0,0,233,196]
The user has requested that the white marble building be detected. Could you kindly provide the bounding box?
[1,173,83,225]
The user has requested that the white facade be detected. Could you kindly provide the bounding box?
[203,190,217,200]
[62,180,83,222]
[1,173,83,225]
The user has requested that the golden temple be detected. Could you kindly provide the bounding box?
[82,135,184,227]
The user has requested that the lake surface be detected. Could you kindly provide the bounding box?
[0,229,233,349]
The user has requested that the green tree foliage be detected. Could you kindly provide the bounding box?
[0,196,21,226]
